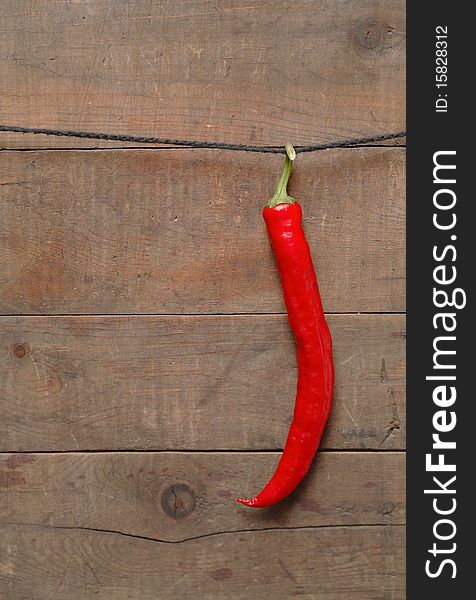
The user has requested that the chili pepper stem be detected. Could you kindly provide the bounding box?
[266,144,296,208]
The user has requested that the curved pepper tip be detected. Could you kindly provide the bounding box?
[236,497,258,507]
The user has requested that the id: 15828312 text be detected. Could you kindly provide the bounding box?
[435,26,448,113]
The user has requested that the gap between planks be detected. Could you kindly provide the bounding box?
[0,311,406,318]
[0,449,405,455]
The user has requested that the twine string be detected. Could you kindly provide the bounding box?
[0,124,405,154]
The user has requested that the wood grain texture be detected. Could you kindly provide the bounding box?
[0,314,405,451]
[0,452,404,539]
[0,524,404,600]
[0,148,405,314]
[0,0,405,149]
[0,1,406,597]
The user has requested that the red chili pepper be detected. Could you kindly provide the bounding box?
[237,146,334,508]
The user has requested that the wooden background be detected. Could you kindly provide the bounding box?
[0,1,405,598]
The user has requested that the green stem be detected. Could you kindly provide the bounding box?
[267,144,296,208]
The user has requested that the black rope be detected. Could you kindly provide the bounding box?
[0,124,405,153]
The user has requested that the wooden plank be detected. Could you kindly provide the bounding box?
[0,452,404,539]
[0,523,404,599]
[0,314,405,451]
[0,0,405,150]
[0,148,405,314]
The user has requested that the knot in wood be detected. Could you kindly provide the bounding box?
[160,483,196,519]
[13,342,30,358]
[354,19,385,50]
